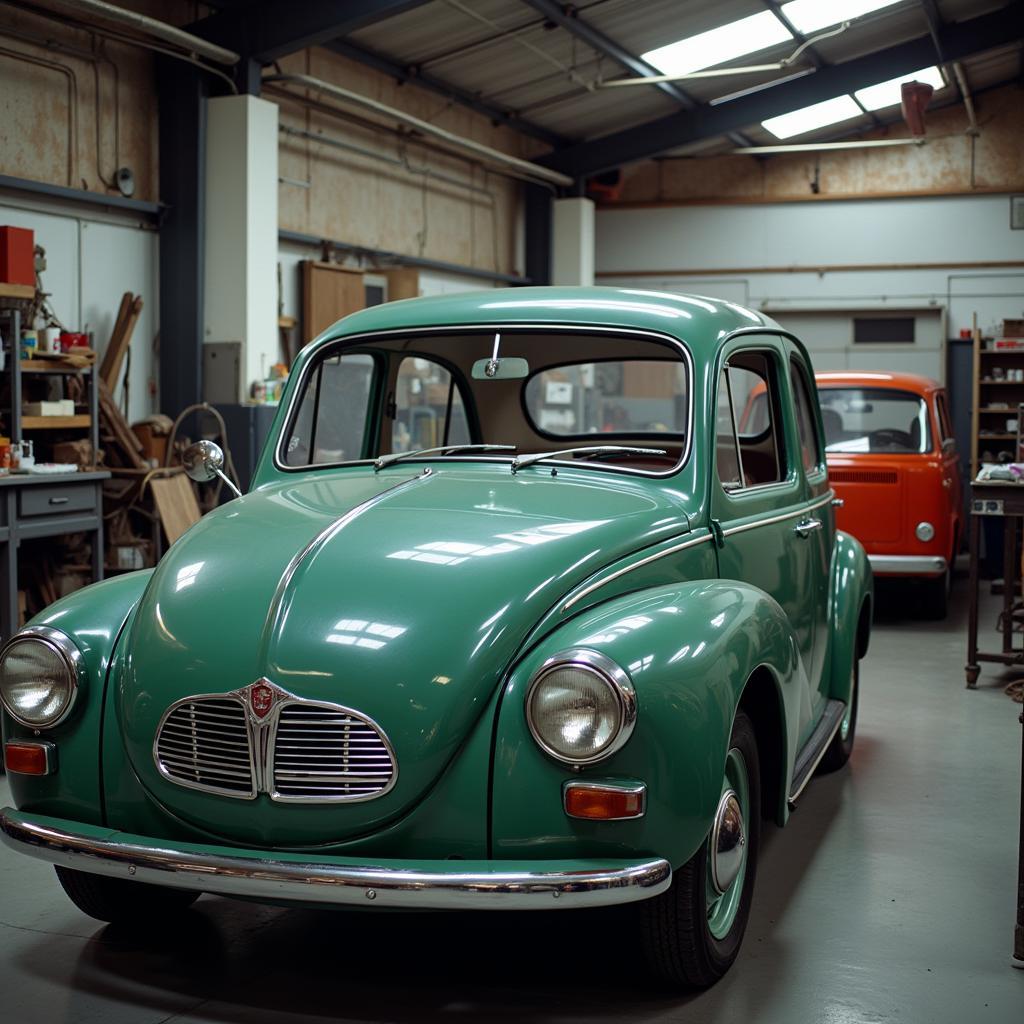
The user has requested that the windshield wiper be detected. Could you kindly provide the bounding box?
[511,446,667,474]
[374,444,516,471]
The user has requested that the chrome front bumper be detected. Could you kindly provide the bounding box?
[0,808,671,911]
[868,554,947,576]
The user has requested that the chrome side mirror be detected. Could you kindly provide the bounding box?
[183,440,242,498]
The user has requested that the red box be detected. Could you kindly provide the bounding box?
[0,226,35,286]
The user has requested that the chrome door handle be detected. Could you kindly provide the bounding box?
[831,497,844,508]
[794,517,822,538]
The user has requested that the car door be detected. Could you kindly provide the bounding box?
[787,348,834,706]
[711,339,823,742]
[934,390,962,555]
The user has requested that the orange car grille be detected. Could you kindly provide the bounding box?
[829,469,898,484]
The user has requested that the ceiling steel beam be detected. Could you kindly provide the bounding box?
[191,0,432,65]
[538,2,1023,177]
[519,0,753,152]
[323,39,569,148]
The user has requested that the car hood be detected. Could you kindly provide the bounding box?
[118,465,687,845]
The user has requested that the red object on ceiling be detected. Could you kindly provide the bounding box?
[901,81,934,136]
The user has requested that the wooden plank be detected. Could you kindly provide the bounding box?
[150,474,201,545]
[99,293,143,392]
[0,282,34,299]
[302,261,365,340]
[22,415,91,429]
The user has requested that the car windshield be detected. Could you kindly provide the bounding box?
[818,387,931,454]
[279,330,690,474]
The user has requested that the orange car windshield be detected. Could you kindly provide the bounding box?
[819,388,931,454]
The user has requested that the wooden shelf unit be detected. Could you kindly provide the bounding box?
[21,414,91,430]
[971,322,1024,477]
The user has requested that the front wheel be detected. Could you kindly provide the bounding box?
[640,710,760,987]
[55,866,200,923]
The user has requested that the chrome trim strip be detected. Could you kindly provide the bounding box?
[561,491,834,613]
[525,649,637,766]
[0,625,84,730]
[0,810,672,911]
[562,532,712,612]
[272,323,695,481]
[563,781,647,820]
[867,554,947,576]
[721,491,834,539]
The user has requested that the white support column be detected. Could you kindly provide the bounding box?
[203,94,279,400]
[551,197,595,286]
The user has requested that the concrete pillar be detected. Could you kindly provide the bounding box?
[203,94,279,401]
[551,197,595,286]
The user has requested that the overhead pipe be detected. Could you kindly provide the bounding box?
[732,138,927,155]
[263,72,573,189]
[952,62,980,135]
[39,0,240,66]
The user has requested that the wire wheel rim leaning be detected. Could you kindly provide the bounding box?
[706,745,749,940]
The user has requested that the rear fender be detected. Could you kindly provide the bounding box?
[491,580,802,869]
[828,530,873,701]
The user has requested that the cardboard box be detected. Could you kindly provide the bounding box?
[52,439,94,469]
[0,226,34,286]
[23,399,75,416]
[1001,319,1024,339]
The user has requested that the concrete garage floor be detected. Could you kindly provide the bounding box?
[1,581,1022,1024]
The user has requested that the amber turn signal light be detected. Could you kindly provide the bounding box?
[564,782,645,820]
[4,742,56,776]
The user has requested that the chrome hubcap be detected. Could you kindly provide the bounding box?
[710,788,746,895]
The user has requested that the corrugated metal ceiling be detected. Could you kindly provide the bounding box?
[343,0,1020,152]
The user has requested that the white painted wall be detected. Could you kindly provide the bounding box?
[597,194,1024,382]
[0,198,158,424]
[552,197,595,286]
[204,96,279,397]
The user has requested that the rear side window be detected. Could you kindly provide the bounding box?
[283,352,375,466]
[716,352,784,490]
[524,359,687,437]
[790,361,823,472]
[392,357,470,453]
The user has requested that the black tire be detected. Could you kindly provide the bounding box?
[640,710,761,988]
[55,866,200,923]
[922,568,950,620]
[820,659,858,773]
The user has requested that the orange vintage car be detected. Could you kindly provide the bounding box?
[815,372,962,617]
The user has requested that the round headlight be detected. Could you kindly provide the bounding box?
[916,521,935,542]
[526,650,636,765]
[0,628,81,729]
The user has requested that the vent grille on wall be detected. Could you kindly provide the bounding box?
[853,317,916,344]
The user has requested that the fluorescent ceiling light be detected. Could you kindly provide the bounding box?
[854,65,945,110]
[762,94,863,139]
[642,11,792,77]
[780,0,904,34]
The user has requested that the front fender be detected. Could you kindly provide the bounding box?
[829,530,873,703]
[2,571,153,820]
[491,580,801,870]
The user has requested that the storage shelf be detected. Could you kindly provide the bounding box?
[979,380,1024,385]
[978,433,1017,440]
[19,359,94,374]
[980,349,1024,356]
[22,415,91,430]
[979,407,1019,413]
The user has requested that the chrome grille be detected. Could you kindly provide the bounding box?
[155,697,255,798]
[271,703,396,802]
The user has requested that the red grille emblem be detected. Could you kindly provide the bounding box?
[249,682,274,719]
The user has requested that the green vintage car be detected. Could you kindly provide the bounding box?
[0,287,871,987]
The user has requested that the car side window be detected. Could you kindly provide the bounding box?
[284,352,376,466]
[790,360,823,473]
[717,352,784,491]
[392,357,471,453]
[936,393,954,443]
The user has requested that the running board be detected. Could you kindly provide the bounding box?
[787,699,846,809]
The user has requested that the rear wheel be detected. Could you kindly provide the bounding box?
[820,660,858,773]
[55,866,199,923]
[640,710,760,987]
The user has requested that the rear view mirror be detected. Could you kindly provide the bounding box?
[471,357,530,380]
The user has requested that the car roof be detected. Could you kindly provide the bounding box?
[315,287,780,354]
[815,371,942,394]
